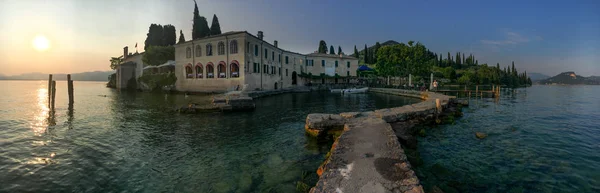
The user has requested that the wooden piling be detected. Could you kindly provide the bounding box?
[48,74,53,107]
[475,85,479,98]
[436,98,442,113]
[51,81,56,111]
[67,74,74,106]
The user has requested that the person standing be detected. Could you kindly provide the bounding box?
[433,80,439,91]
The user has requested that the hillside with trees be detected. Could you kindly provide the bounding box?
[347,40,531,88]
[538,72,600,85]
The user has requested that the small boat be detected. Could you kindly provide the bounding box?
[342,87,368,94]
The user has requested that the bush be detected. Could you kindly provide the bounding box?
[137,73,177,91]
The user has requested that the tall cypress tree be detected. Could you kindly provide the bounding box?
[178,30,185,44]
[162,24,176,46]
[364,44,369,63]
[192,1,201,39]
[447,52,452,65]
[329,45,335,55]
[210,14,222,35]
[353,45,358,58]
[462,53,465,64]
[318,40,327,53]
[338,46,342,55]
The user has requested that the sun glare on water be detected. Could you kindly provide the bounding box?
[32,35,50,51]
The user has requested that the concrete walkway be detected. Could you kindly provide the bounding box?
[306,88,454,193]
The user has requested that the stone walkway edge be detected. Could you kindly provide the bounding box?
[306,88,454,193]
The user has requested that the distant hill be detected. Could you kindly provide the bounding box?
[538,72,600,85]
[0,71,115,81]
[528,72,550,81]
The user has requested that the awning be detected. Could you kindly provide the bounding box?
[358,65,373,71]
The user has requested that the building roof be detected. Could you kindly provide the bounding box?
[306,53,358,60]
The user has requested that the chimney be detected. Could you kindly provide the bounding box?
[123,46,128,59]
[274,40,278,48]
[257,31,264,40]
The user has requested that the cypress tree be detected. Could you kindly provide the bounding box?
[462,53,465,64]
[447,52,452,65]
[338,46,342,55]
[162,24,176,46]
[318,40,327,53]
[353,45,358,58]
[209,14,222,35]
[178,30,185,44]
[192,1,201,39]
[364,44,369,63]
[329,45,335,55]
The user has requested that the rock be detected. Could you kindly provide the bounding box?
[430,186,444,193]
[475,132,487,139]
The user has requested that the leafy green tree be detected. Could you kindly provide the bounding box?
[210,14,221,35]
[178,30,185,44]
[329,45,335,55]
[144,24,163,50]
[142,46,175,66]
[318,40,327,53]
[109,56,123,70]
[162,24,176,46]
[407,40,414,47]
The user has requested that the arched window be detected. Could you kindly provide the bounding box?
[186,47,192,58]
[206,63,215,78]
[206,44,213,56]
[230,61,239,78]
[195,45,202,57]
[195,64,203,78]
[217,62,226,78]
[218,41,225,55]
[230,40,238,54]
[185,64,193,79]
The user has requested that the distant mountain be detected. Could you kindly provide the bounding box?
[528,72,550,81]
[538,72,600,85]
[0,71,115,81]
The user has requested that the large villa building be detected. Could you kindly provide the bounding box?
[116,31,359,92]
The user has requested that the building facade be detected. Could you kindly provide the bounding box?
[116,46,146,89]
[174,31,359,93]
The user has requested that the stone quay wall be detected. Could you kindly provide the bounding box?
[305,88,453,193]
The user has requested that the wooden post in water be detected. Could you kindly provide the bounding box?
[48,74,53,107]
[436,98,442,113]
[67,74,74,106]
[51,81,56,111]
[475,85,479,98]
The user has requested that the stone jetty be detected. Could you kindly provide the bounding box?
[306,88,454,193]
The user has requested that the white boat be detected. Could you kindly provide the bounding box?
[342,87,368,94]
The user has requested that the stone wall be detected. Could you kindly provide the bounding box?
[306,88,453,193]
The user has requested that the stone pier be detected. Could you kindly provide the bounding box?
[306,88,454,193]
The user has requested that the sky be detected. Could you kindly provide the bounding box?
[0,0,599,76]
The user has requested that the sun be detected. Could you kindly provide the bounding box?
[32,35,50,51]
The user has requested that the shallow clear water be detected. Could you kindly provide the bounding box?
[0,80,420,193]
[415,85,600,193]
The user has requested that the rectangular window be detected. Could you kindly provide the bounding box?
[347,71,350,76]
[247,42,251,53]
[286,69,288,76]
[279,54,281,62]
[263,65,266,73]
[272,51,274,61]
[347,61,350,68]
[285,56,289,64]
[265,49,268,58]
[321,60,325,67]
[335,61,338,67]
[279,67,281,75]
[254,45,258,56]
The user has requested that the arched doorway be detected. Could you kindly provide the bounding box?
[274,82,278,90]
[291,71,297,85]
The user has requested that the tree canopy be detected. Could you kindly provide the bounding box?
[329,45,335,55]
[338,46,342,55]
[178,30,185,44]
[318,40,327,53]
[192,1,210,39]
[142,46,175,66]
[210,14,221,35]
[109,56,123,70]
[353,45,358,58]
[144,24,176,50]
[374,42,436,77]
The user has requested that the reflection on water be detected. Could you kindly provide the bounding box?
[0,80,420,193]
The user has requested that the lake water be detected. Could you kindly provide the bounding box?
[414,85,600,193]
[0,80,420,193]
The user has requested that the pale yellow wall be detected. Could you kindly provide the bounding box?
[174,33,246,92]
[123,54,145,78]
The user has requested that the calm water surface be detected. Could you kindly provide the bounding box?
[0,80,420,193]
[415,85,600,193]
